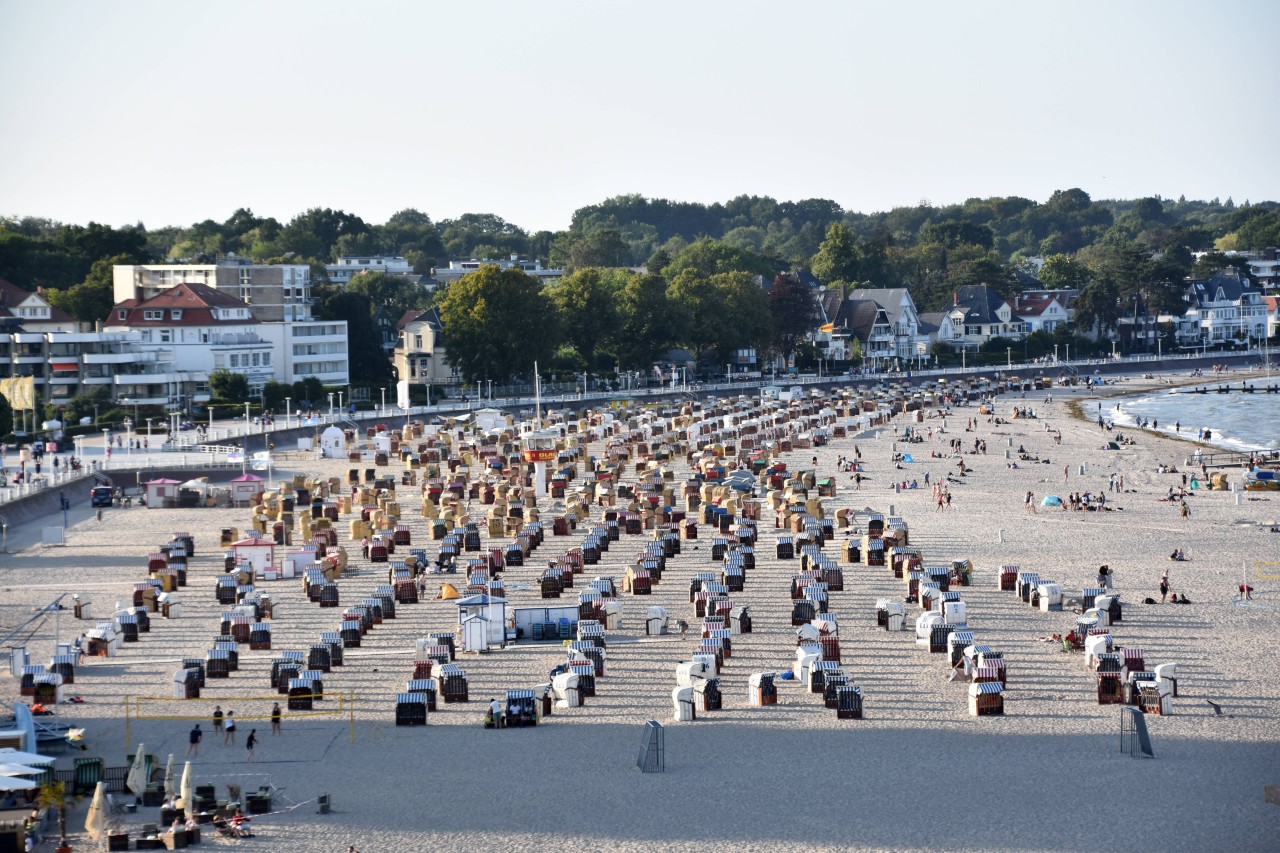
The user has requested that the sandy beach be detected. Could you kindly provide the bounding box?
[3,371,1278,853]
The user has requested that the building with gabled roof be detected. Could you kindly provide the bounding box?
[393,305,456,392]
[1174,267,1267,350]
[0,277,80,333]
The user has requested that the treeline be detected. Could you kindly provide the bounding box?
[4,190,1280,383]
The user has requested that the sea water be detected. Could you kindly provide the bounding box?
[1109,381,1280,452]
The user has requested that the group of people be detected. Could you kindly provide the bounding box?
[188,704,280,760]
[1158,569,1191,604]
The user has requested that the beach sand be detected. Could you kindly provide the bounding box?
[2,373,1278,852]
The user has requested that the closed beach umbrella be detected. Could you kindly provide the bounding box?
[84,781,107,841]
[180,762,194,819]
[126,743,147,799]
[163,753,175,796]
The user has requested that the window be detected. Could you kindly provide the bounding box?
[251,353,260,367]
[229,354,239,368]
[171,309,183,320]
[262,353,270,366]
[239,269,252,285]
[144,310,163,320]
[413,335,422,349]
[118,310,127,321]
[160,330,171,343]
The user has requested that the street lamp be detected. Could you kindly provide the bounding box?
[124,417,132,456]
[285,397,292,428]
[380,388,386,414]
[1006,347,1011,369]
[101,428,110,466]
[328,392,334,416]
[145,418,153,449]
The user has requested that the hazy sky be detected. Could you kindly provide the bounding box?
[2,1,1277,233]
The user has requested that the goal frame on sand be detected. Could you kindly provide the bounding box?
[1234,561,1278,607]
[124,692,356,747]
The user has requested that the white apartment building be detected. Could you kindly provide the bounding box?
[112,260,349,389]
[325,255,415,286]
[431,256,563,286]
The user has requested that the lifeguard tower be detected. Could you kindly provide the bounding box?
[522,430,558,499]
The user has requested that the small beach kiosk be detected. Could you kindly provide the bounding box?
[231,534,276,575]
[455,594,507,652]
[230,473,265,505]
[143,478,182,508]
[319,425,346,458]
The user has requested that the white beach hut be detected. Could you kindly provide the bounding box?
[319,426,347,458]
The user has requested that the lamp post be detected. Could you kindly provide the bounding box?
[285,397,292,428]
[1111,337,1118,360]
[101,428,110,467]
[1006,347,1011,369]
[124,417,133,456]
[380,388,386,414]
[1053,344,1059,363]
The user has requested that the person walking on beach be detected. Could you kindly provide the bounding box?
[187,724,202,757]
[223,711,236,745]
[1025,491,1036,514]
[1064,465,1070,482]
[212,705,223,734]
[245,729,257,763]
[271,703,282,735]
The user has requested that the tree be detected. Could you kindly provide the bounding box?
[1036,254,1091,291]
[1071,276,1120,334]
[768,273,819,366]
[711,271,772,360]
[313,289,392,385]
[261,380,291,413]
[46,253,130,324]
[292,377,325,410]
[664,238,774,280]
[207,369,250,402]
[560,228,631,271]
[810,222,860,284]
[546,268,621,371]
[279,208,371,261]
[0,391,12,437]
[667,269,720,363]
[345,270,427,321]
[437,265,559,382]
[614,272,683,371]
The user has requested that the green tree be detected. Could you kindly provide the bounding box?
[261,380,291,413]
[664,238,774,279]
[208,369,250,403]
[437,265,559,382]
[614,272,683,371]
[546,268,621,371]
[0,391,12,436]
[280,208,371,261]
[712,271,772,360]
[810,222,861,284]
[292,378,325,409]
[667,269,721,363]
[1036,254,1091,291]
[314,289,392,385]
[345,270,427,321]
[46,253,130,323]
[768,273,819,366]
[1071,276,1120,334]
[563,225,632,268]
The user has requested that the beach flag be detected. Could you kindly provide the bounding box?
[819,323,834,333]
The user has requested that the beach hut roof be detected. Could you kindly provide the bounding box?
[231,473,265,482]
[144,478,182,485]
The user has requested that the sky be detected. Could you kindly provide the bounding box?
[2,0,1278,234]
